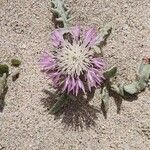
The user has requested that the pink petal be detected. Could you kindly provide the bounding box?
[86,71,96,91]
[62,76,78,94]
[72,26,80,42]
[90,70,101,84]
[40,52,56,71]
[92,58,105,68]
[75,81,79,96]
[71,77,76,90]
[66,77,74,93]
[90,35,102,47]
[62,76,70,92]
[50,72,61,83]
[88,68,104,88]
[87,71,95,83]
[68,76,76,93]
[67,82,73,93]
[83,28,102,47]
[90,68,99,74]
[83,28,97,46]
[51,30,64,47]
[77,78,85,94]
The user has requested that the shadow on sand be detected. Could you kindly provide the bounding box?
[41,89,101,131]
[41,87,138,131]
[0,87,8,112]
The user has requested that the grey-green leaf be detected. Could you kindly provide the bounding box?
[101,87,109,112]
[123,63,149,95]
[50,93,69,114]
[100,25,112,40]
[148,79,150,90]
[111,84,125,96]
[138,61,144,75]
[0,64,9,77]
[104,66,117,79]
[51,0,70,27]
[138,79,147,90]
[123,82,139,95]
[140,64,150,81]
[0,73,7,96]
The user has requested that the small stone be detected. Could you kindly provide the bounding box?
[124,4,128,8]
[123,24,129,30]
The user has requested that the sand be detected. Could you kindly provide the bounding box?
[0,0,150,149]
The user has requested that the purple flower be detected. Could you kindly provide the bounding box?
[40,26,105,96]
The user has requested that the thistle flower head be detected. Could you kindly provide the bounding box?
[40,26,106,95]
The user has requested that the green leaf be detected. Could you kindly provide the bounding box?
[119,84,125,96]
[123,82,139,95]
[50,93,69,114]
[111,84,125,96]
[140,64,150,81]
[101,87,109,112]
[138,79,147,90]
[51,0,70,27]
[148,79,150,90]
[0,64,9,77]
[138,61,144,75]
[124,80,147,95]
[104,66,117,79]
[123,63,149,95]
[11,59,21,67]
[100,25,112,40]
[0,73,7,96]
[98,25,112,50]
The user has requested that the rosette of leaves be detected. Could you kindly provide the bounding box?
[0,59,21,111]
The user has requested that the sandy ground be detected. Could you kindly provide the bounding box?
[0,0,150,149]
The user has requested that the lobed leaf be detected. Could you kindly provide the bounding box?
[51,0,70,27]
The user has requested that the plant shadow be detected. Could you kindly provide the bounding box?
[110,90,138,114]
[100,89,138,118]
[0,87,8,112]
[41,89,100,131]
[41,85,139,130]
